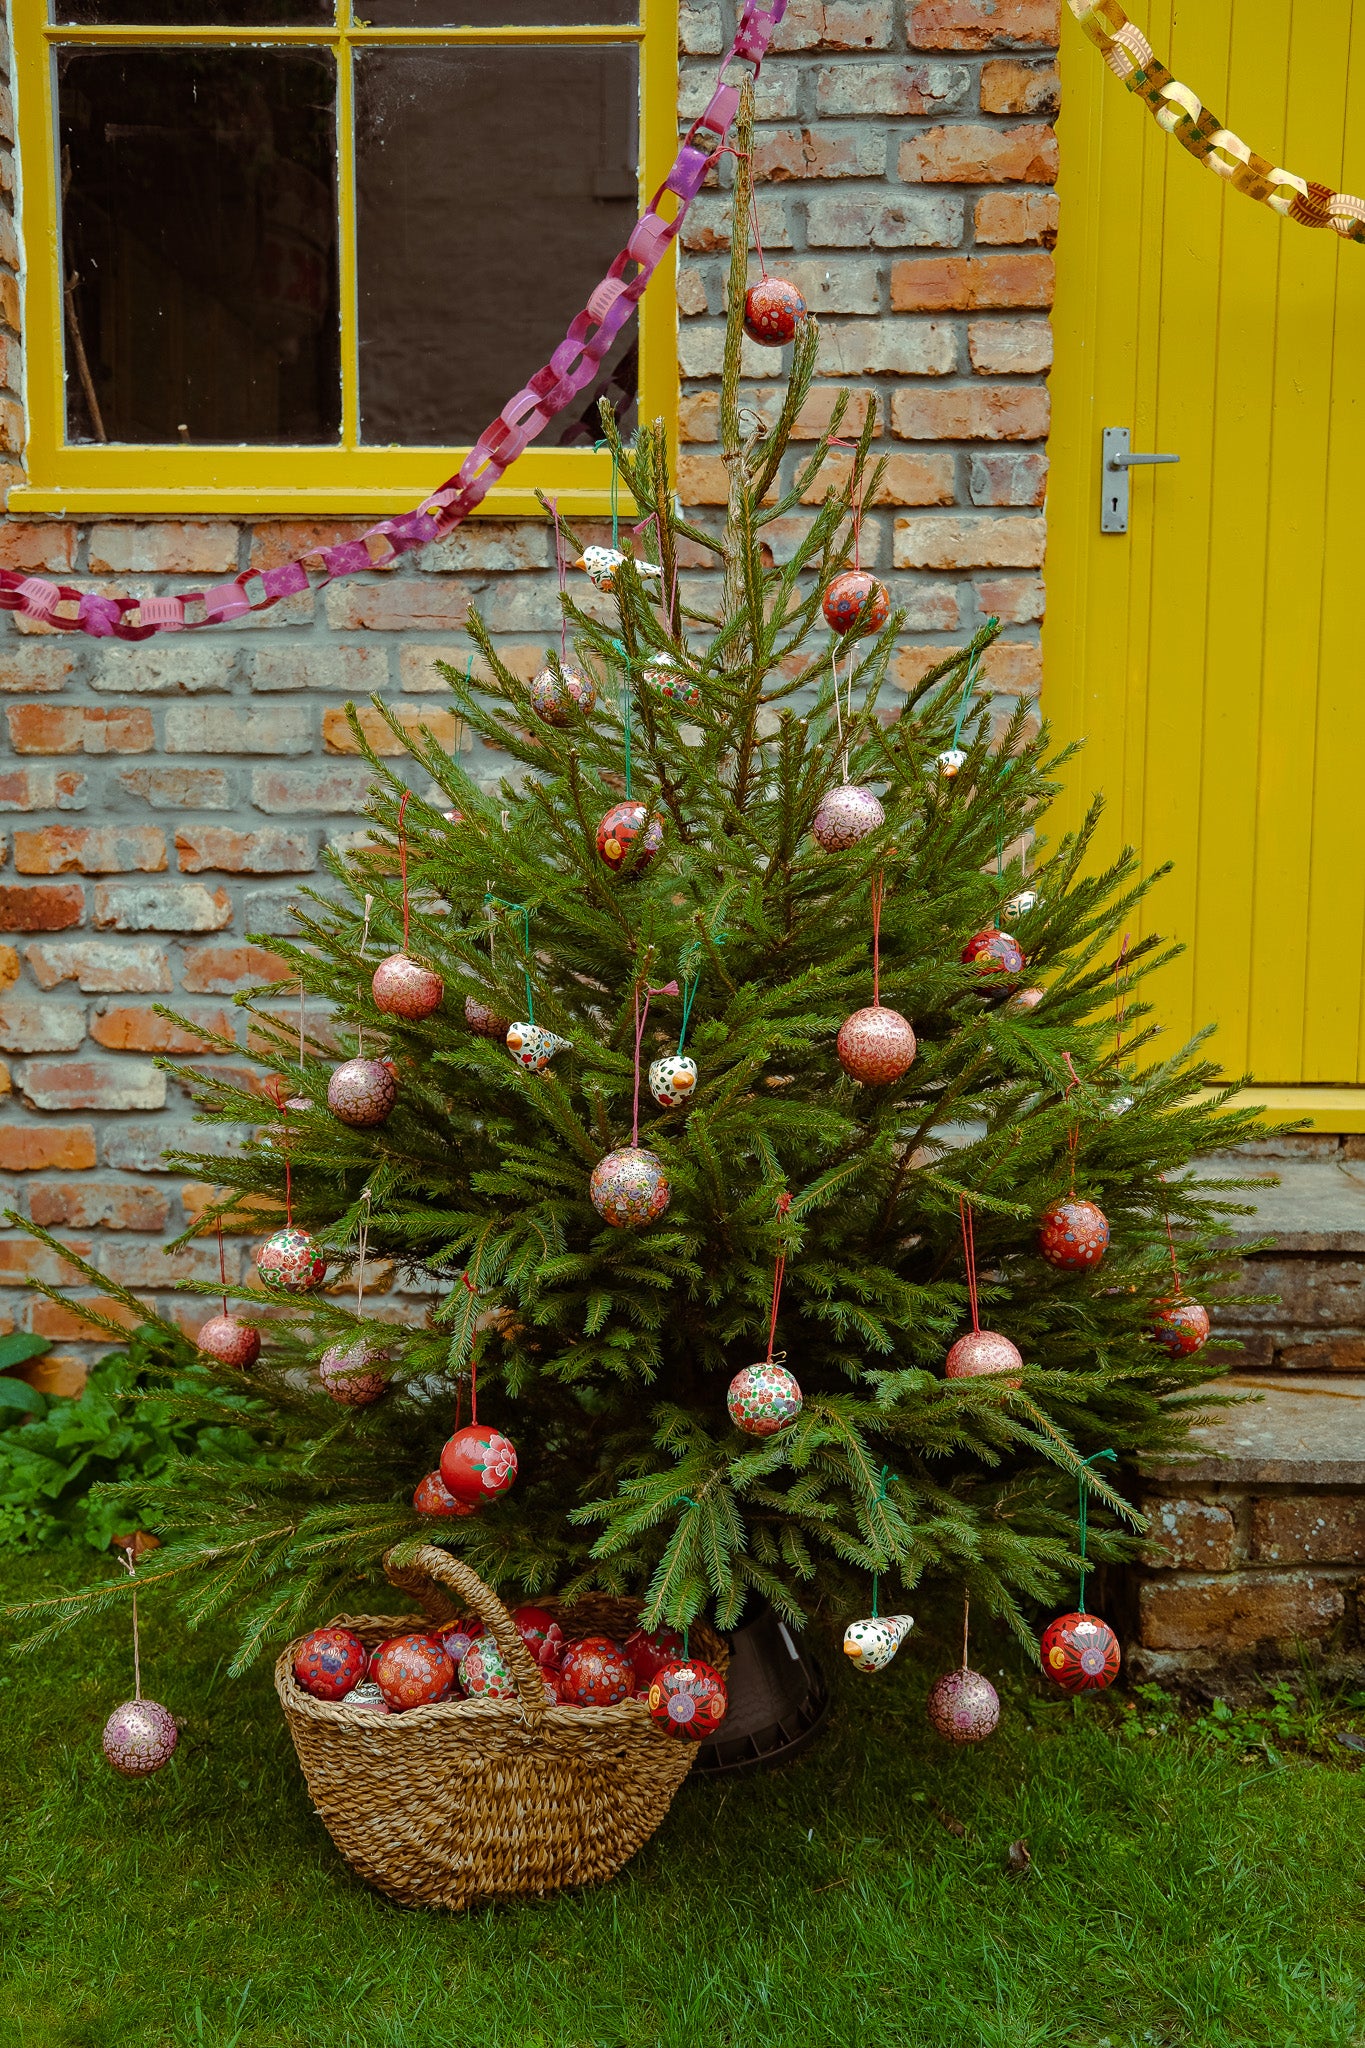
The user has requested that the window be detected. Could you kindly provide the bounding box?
[11,0,677,514]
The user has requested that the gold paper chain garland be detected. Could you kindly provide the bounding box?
[1068,0,1365,243]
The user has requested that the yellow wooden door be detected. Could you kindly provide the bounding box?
[1046,0,1365,1127]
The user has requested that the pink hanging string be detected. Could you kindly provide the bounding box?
[958,1194,980,1334]
[631,979,679,1145]
[268,1078,294,1226]
[462,1271,480,1424]
[216,1220,228,1319]
[551,496,569,663]
[397,790,411,952]
[870,872,886,1007]
[766,1191,793,1361]
[1062,1050,1082,1195]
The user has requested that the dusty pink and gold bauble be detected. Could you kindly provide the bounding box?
[1040,1611,1121,1693]
[439,1422,519,1504]
[590,1146,671,1228]
[102,1698,179,1777]
[196,1314,260,1370]
[530,660,596,727]
[962,928,1026,975]
[596,800,664,874]
[327,1057,397,1128]
[811,784,885,852]
[926,1667,1000,1743]
[412,1469,479,1518]
[837,1005,916,1085]
[371,952,443,1020]
[944,1330,1023,1385]
[560,1636,635,1708]
[256,1227,327,1294]
[648,1659,729,1739]
[1150,1296,1210,1356]
[1038,1199,1110,1272]
[743,276,806,345]
[294,1626,368,1702]
[374,1632,456,1711]
[823,570,890,639]
[727,1360,803,1436]
[466,994,512,1040]
[319,1341,388,1407]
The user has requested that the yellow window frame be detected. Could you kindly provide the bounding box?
[10,0,679,517]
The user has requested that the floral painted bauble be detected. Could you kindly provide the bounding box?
[1106,1092,1135,1118]
[196,1314,260,1370]
[1007,986,1046,1016]
[837,1005,917,1085]
[649,1054,699,1110]
[371,952,444,1021]
[645,650,701,708]
[284,1094,314,1114]
[625,1624,686,1687]
[461,1634,518,1701]
[506,1020,571,1072]
[346,1679,390,1714]
[102,1698,179,1777]
[559,1636,635,1708]
[935,748,968,779]
[439,1422,519,1504]
[327,1057,397,1129]
[927,1666,1001,1743]
[294,1626,368,1702]
[575,545,661,594]
[1040,1611,1121,1693]
[743,276,806,345]
[962,928,1026,975]
[647,1659,729,1740]
[590,1146,671,1228]
[512,1606,560,1662]
[596,800,664,874]
[435,1617,486,1668]
[727,1360,803,1436]
[466,994,512,1040]
[843,1614,914,1675]
[374,1632,457,1711]
[811,783,885,852]
[412,1469,480,1518]
[1151,1296,1211,1357]
[529,660,596,727]
[256,1227,327,1294]
[1038,1199,1110,1272]
[945,1329,1023,1385]
[823,570,890,639]
[319,1342,387,1407]
[1003,889,1039,922]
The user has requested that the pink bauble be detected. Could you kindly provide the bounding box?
[465,994,512,1039]
[743,276,806,345]
[1007,986,1046,1015]
[529,661,596,727]
[559,1636,634,1708]
[196,1314,260,1370]
[926,1667,1000,1743]
[412,1469,480,1518]
[837,1005,916,1085]
[1040,1611,1121,1693]
[811,784,885,852]
[962,928,1026,975]
[439,1423,519,1504]
[589,1146,671,1228]
[319,1341,388,1407]
[823,570,890,639]
[256,1227,327,1294]
[1039,1199,1110,1272]
[647,1659,729,1740]
[371,953,444,1021]
[374,1632,456,1711]
[461,1635,518,1701]
[625,1623,686,1687]
[596,800,663,874]
[727,1360,803,1436]
[294,1626,368,1701]
[327,1057,397,1128]
[102,1698,179,1777]
[1151,1297,1211,1357]
[945,1329,1023,1384]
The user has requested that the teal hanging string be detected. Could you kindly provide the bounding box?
[870,1463,892,1620]
[620,662,633,800]
[1076,1449,1117,1613]
[484,895,534,1025]
[676,968,700,1056]
[950,615,999,751]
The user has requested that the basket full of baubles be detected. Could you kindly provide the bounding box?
[276,1543,728,1911]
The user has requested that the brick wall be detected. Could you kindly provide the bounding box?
[0,0,1059,1387]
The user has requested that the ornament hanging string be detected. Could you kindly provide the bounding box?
[950,623,999,752]
[216,1220,229,1320]
[870,871,886,1007]
[1115,932,1130,1061]
[593,437,623,549]
[677,967,701,1056]
[826,436,865,572]
[961,1589,970,1670]
[1160,1177,1183,1295]
[462,1272,481,1424]
[631,979,678,1144]
[958,1193,981,1334]
[396,790,412,952]
[269,1078,294,1227]
[1075,1448,1118,1613]
[620,659,634,799]
[356,895,373,1057]
[869,1462,891,1619]
[632,510,681,635]
[355,1187,371,1322]
[765,1189,793,1362]
[117,1544,143,1702]
[1062,1050,1083,1195]
[297,976,307,1083]
[550,496,569,663]
[485,896,535,1024]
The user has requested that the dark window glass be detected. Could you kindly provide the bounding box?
[355,46,638,446]
[56,2,333,23]
[363,0,637,24]
[58,48,341,442]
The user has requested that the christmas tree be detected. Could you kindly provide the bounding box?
[9,114,1260,1676]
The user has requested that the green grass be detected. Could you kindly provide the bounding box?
[2,1547,1363,2048]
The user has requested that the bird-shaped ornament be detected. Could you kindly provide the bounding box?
[842,1613,914,1675]
[575,546,662,594]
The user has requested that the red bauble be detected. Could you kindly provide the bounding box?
[196,1314,260,1370]
[374,1631,457,1710]
[596,800,663,874]
[1039,1199,1110,1272]
[559,1635,635,1708]
[412,1469,480,1518]
[371,953,444,1020]
[945,1329,1022,1384]
[435,1618,486,1669]
[439,1423,519,1505]
[743,276,807,345]
[625,1623,686,1687]
[1040,1611,1121,1693]
[647,1659,729,1740]
[511,1605,559,1660]
[837,1004,917,1085]
[1151,1297,1211,1357]
[823,570,890,639]
[294,1626,369,1702]
[962,928,1026,974]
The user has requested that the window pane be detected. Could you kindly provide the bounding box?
[56,2,333,23]
[355,46,638,446]
[363,0,637,24]
[58,48,341,443]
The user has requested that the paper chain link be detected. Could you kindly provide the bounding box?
[1070,0,1365,243]
[0,1,787,643]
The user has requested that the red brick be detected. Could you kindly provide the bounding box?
[1279,1337,1365,1372]
[322,704,469,756]
[250,766,372,815]
[0,944,17,990]
[175,826,315,875]
[93,882,233,934]
[895,516,1045,572]
[28,1297,144,1341]
[0,395,24,454]
[891,386,1049,440]
[801,450,957,507]
[28,1181,171,1232]
[0,883,84,933]
[90,1004,236,1054]
[908,0,1059,49]
[15,1353,89,1398]
[679,392,720,443]
[181,943,292,993]
[418,523,549,574]
[814,57,971,116]
[898,123,1058,184]
[245,644,390,694]
[248,520,376,572]
[891,251,1054,311]
[0,647,79,694]
[678,195,793,256]
[974,189,1060,246]
[323,580,475,633]
[118,766,233,810]
[93,645,234,697]
[19,1059,166,1113]
[1249,1497,1365,1564]
[1143,1499,1238,1572]
[893,636,1043,688]
[1138,1569,1346,1650]
[13,826,167,876]
[87,522,239,575]
[0,768,87,812]
[816,320,958,378]
[398,643,474,695]
[753,127,887,182]
[773,0,895,50]
[968,317,1054,374]
[0,523,78,573]
[0,996,86,1053]
[975,575,1045,624]
[0,274,18,335]
[0,1124,98,1171]
[180,1182,284,1232]
[5,704,155,756]
[101,1241,229,1287]
[969,450,1049,506]
[980,57,1060,113]
[163,704,311,756]
[24,941,171,994]
[0,1237,93,1286]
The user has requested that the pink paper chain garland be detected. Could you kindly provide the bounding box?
[0,0,787,643]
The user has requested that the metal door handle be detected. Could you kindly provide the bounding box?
[1101,427,1180,532]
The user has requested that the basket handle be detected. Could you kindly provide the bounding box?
[384,1544,548,1728]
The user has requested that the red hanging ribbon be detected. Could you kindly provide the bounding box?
[1062,1050,1082,1196]
[462,1271,479,1425]
[766,1191,792,1361]
[268,1077,293,1226]
[958,1193,980,1334]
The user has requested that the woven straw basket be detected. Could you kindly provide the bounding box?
[275,1543,727,1911]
